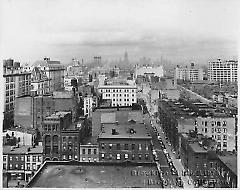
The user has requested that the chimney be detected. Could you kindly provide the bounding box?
[112,129,116,135]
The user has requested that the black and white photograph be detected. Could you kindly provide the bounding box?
[1,0,239,188]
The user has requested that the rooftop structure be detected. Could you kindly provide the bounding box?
[3,145,43,155]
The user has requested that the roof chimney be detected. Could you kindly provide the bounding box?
[112,129,117,135]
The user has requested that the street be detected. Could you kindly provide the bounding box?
[141,91,195,188]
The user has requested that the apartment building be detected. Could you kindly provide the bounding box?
[98,81,137,107]
[83,95,98,117]
[175,63,203,81]
[3,145,43,182]
[3,59,31,129]
[135,65,164,78]
[31,67,50,95]
[208,59,238,83]
[80,144,99,162]
[34,57,65,93]
[195,116,236,152]
[98,122,153,163]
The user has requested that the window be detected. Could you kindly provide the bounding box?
[3,156,6,162]
[93,149,97,154]
[211,122,215,126]
[32,163,36,170]
[217,128,221,133]
[82,149,85,154]
[101,153,105,159]
[124,144,128,150]
[205,121,208,126]
[204,163,207,168]
[223,128,227,133]
[146,145,149,151]
[88,149,91,154]
[124,154,128,159]
[38,156,41,162]
[116,144,120,150]
[132,144,135,150]
[217,135,221,140]
[205,128,207,133]
[212,128,214,133]
[138,154,142,160]
[9,156,12,161]
[223,142,227,147]
[210,162,213,168]
[15,164,19,169]
[223,121,227,126]
[145,154,149,160]
[33,156,36,162]
[69,155,72,160]
[217,121,221,126]
[9,164,13,169]
[101,143,105,149]
[27,163,30,170]
[223,135,227,140]
[3,163,6,170]
[21,164,24,170]
[138,144,142,151]
[116,154,121,160]
[82,158,85,161]
[132,154,135,160]
[109,154,113,160]
[109,144,112,150]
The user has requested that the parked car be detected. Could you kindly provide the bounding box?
[176,177,183,187]
[171,168,178,175]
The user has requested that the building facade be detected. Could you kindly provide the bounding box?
[98,83,137,107]
[80,144,99,162]
[175,63,203,81]
[3,59,31,129]
[83,95,98,117]
[208,59,238,83]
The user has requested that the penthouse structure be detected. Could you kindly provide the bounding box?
[98,79,137,107]
[208,59,238,83]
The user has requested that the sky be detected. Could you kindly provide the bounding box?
[0,0,239,65]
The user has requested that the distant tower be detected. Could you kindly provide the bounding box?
[124,51,129,64]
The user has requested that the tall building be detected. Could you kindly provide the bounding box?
[175,63,203,81]
[31,67,50,96]
[208,59,238,83]
[3,59,31,129]
[34,57,65,93]
[98,79,137,107]
[83,95,98,117]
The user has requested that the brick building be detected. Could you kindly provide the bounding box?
[3,145,43,183]
[80,144,99,162]
[98,122,153,163]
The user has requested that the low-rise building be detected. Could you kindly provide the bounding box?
[80,144,99,162]
[3,145,43,183]
[98,122,153,163]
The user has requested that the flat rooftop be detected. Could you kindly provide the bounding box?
[27,161,162,188]
[3,145,43,155]
[218,154,237,176]
[99,123,151,139]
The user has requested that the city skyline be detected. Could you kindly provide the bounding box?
[1,0,239,64]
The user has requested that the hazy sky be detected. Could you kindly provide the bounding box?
[0,0,239,65]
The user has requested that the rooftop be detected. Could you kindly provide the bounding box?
[3,145,43,155]
[45,111,71,119]
[218,153,237,176]
[99,123,151,140]
[27,161,162,188]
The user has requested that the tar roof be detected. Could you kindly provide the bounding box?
[3,145,43,155]
[188,143,207,153]
[218,154,237,176]
[27,161,161,188]
[98,123,151,139]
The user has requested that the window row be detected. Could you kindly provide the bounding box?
[100,143,149,151]
[211,128,227,133]
[26,155,42,162]
[101,153,149,160]
[9,156,24,161]
[200,121,227,127]
[82,148,97,155]
[100,89,135,93]
[112,98,135,102]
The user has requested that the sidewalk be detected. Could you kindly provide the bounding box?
[153,119,195,188]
